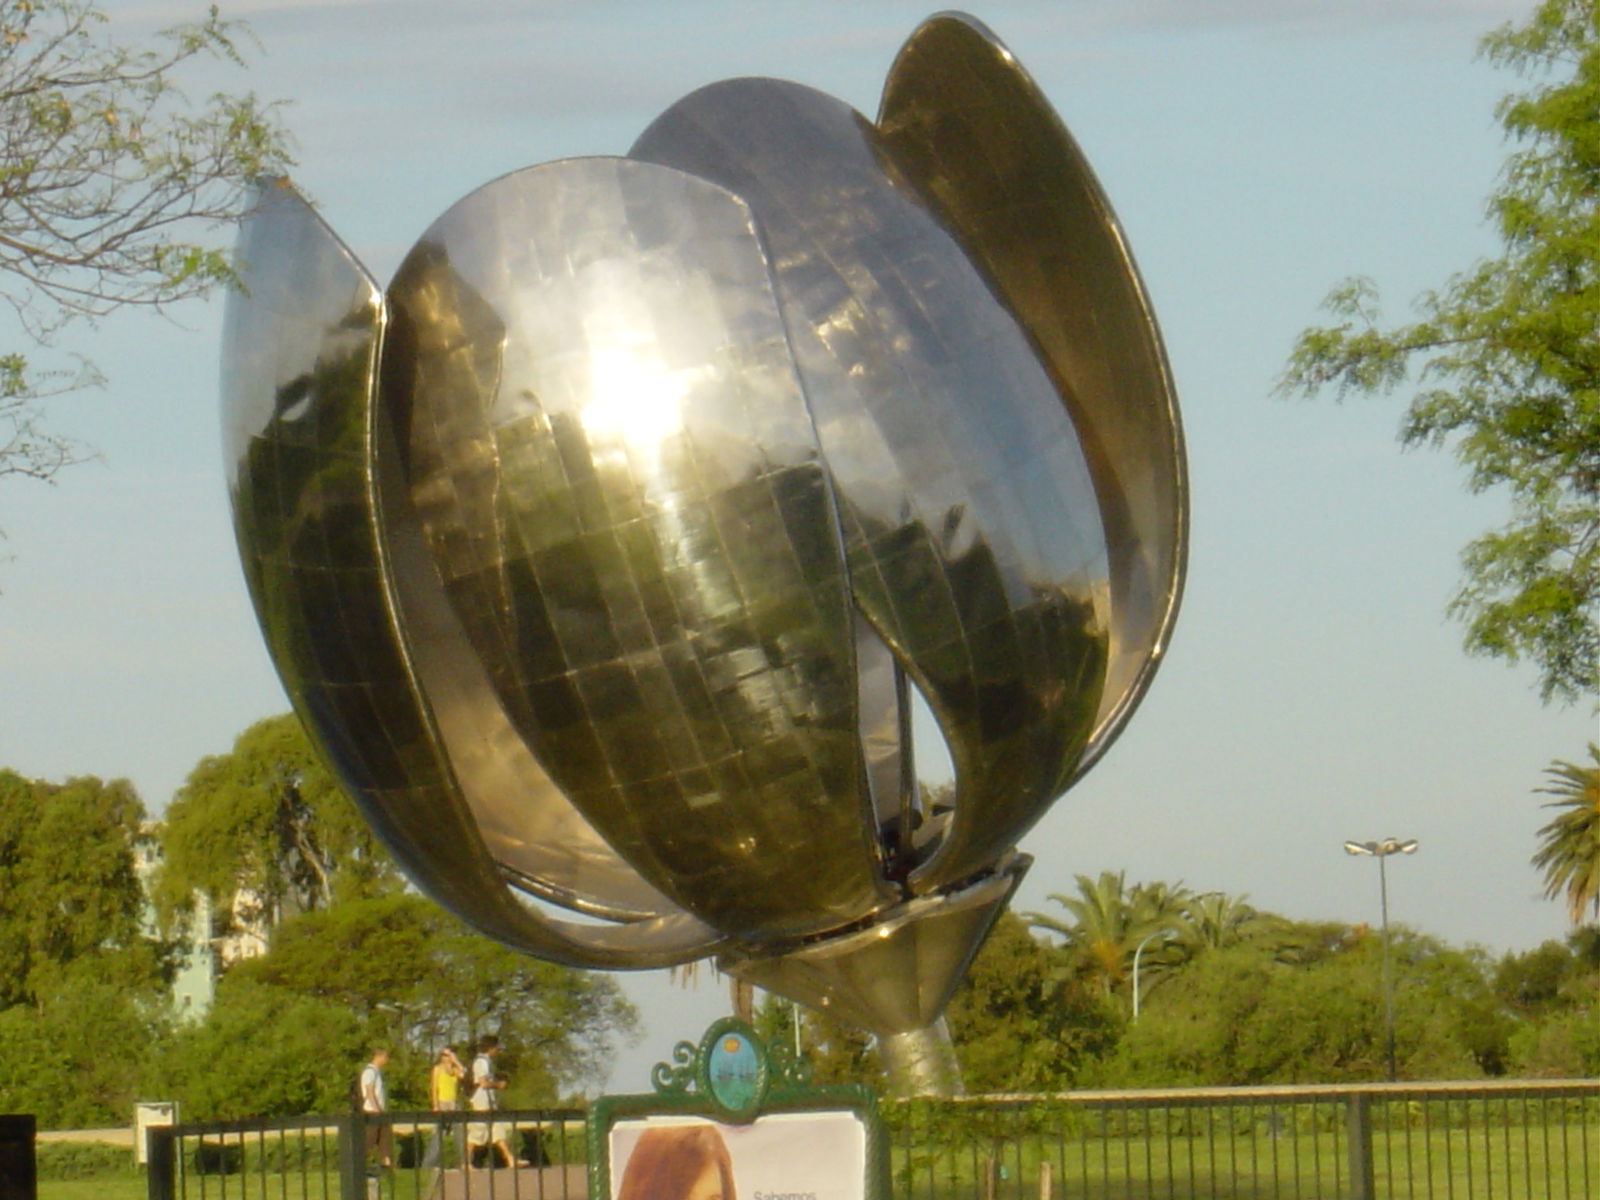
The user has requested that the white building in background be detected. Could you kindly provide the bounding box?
[216,885,274,966]
[133,828,221,1020]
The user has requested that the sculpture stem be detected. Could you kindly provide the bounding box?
[877,1018,964,1097]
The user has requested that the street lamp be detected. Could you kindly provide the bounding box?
[1131,930,1176,1021]
[1343,837,1418,1081]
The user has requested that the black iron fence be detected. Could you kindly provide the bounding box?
[1,1114,36,1200]
[884,1080,1600,1200]
[144,1108,586,1200]
[129,1080,1600,1200]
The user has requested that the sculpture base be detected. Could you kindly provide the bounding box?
[879,1019,964,1097]
[720,855,1028,1037]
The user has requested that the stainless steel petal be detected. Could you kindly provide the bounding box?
[631,82,1111,892]
[878,13,1188,787]
[222,179,722,968]
[382,157,894,940]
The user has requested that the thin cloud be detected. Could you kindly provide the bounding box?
[1057,0,1530,37]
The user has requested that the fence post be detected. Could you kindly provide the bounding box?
[337,1113,367,1200]
[1345,1093,1375,1200]
[0,1114,36,1200]
[146,1124,176,1200]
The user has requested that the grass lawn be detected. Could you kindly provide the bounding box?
[40,1181,146,1200]
[892,1123,1600,1199]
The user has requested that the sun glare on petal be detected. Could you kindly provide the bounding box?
[579,342,689,452]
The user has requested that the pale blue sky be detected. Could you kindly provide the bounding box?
[2,0,1596,1089]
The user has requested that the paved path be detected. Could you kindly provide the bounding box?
[434,1163,587,1198]
[34,1127,133,1147]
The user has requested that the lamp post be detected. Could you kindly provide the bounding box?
[1343,837,1418,1081]
[1131,930,1175,1021]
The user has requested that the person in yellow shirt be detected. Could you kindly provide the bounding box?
[431,1047,465,1109]
[422,1046,466,1170]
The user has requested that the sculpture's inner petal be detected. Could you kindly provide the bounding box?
[632,80,1111,891]
[878,13,1187,789]
[383,157,894,940]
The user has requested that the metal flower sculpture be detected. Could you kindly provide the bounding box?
[222,12,1185,1093]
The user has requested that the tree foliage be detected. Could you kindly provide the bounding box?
[753,995,880,1090]
[0,0,288,487]
[151,976,364,1120]
[944,912,1120,1092]
[153,714,402,936]
[1023,873,1297,1009]
[0,769,174,1125]
[1023,871,1187,998]
[1108,931,1506,1086]
[1279,0,1600,703]
[0,768,164,1007]
[753,914,1122,1093]
[218,894,640,1107]
[34,709,1600,1115]
[1491,930,1600,1073]
[1496,937,1585,1012]
[1532,743,1600,922]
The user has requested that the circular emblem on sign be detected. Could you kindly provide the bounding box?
[708,1031,758,1110]
[698,1018,767,1120]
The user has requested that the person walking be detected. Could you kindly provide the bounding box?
[360,1048,393,1171]
[467,1035,513,1169]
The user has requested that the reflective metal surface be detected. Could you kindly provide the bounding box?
[878,13,1187,786]
[722,855,1026,1037]
[632,74,1112,894]
[223,179,722,968]
[384,158,891,940]
[879,1023,966,1099]
[221,11,1185,1070]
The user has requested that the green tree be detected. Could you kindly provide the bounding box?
[1108,931,1505,1086]
[0,769,165,1007]
[751,996,880,1089]
[150,976,365,1120]
[0,956,174,1126]
[1496,937,1585,1013]
[1174,891,1290,956]
[1279,0,1600,703]
[1509,1006,1600,1076]
[154,714,402,936]
[1492,929,1600,1073]
[0,0,288,490]
[944,912,1121,1092]
[1024,872,1190,1000]
[223,894,640,1104]
[0,769,174,1124]
[1532,744,1600,921]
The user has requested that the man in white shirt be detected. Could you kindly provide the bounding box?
[467,1035,512,1168]
[360,1048,392,1170]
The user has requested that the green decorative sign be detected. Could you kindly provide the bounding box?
[588,1019,885,1200]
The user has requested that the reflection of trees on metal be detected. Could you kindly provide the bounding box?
[220,12,1186,1094]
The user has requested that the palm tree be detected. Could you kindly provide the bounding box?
[1176,891,1291,954]
[1532,745,1600,923]
[1024,872,1190,999]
